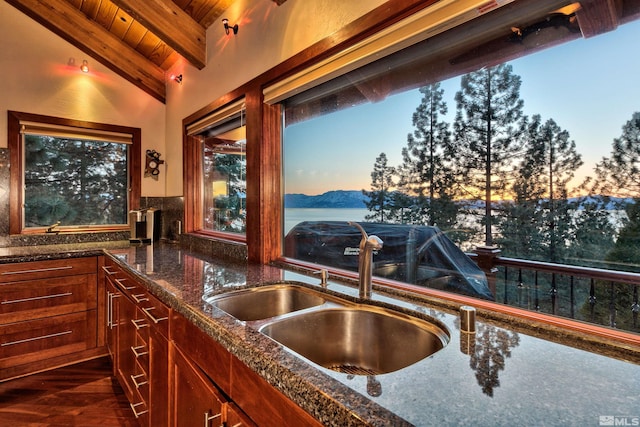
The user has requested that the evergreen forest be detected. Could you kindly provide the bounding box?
[363,64,640,274]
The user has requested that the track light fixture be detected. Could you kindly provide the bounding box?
[222,18,238,35]
[80,59,89,73]
[170,74,183,84]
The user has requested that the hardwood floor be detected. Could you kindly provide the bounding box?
[0,357,139,427]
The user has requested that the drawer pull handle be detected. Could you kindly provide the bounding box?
[102,266,116,275]
[142,307,168,324]
[1,265,73,276]
[108,293,120,329]
[131,318,149,329]
[2,292,73,305]
[131,345,148,357]
[129,402,148,417]
[107,292,113,328]
[204,411,222,426]
[115,278,136,290]
[1,330,72,347]
[130,373,148,388]
[132,294,149,303]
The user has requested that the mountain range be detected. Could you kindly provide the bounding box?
[284,190,632,210]
[285,190,368,208]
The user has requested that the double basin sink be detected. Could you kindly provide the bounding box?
[206,284,450,375]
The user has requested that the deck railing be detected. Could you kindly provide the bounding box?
[478,252,640,334]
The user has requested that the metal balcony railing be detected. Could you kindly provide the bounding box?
[489,256,640,333]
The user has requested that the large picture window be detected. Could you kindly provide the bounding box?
[274,1,640,332]
[8,111,141,234]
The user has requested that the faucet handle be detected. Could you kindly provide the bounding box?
[367,234,384,250]
[313,269,329,287]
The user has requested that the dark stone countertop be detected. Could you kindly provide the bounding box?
[3,241,639,426]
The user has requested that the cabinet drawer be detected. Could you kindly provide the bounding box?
[171,312,231,393]
[0,274,96,324]
[0,310,97,370]
[0,257,97,283]
[138,292,169,338]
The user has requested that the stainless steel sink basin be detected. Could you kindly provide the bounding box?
[206,284,327,321]
[260,306,449,375]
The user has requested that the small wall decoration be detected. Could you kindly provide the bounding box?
[145,149,165,180]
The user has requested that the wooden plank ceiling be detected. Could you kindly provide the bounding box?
[5,0,639,103]
[5,0,286,103]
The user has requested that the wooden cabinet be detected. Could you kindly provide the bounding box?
[171,312,319,427]
[102,258,169,426]
[103,258,320,427]
[170,344,228,427]
[229,354,321,427]
[0,257,100,381]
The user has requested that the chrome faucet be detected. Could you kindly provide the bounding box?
[349,222,383,299]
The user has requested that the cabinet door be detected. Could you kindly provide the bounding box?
[0,310,96,370]
[149,324,169,427]
[171,345,226,427]
[116,291,138,400]
[0,274,96,324]
[105,278,120,365]
[226,403,257,427]
[230,355,322,427]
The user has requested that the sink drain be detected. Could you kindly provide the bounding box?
[328,364,381,376]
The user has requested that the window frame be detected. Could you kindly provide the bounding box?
[8,110,141,235]
[183,97,248,243]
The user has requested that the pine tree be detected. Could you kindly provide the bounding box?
[569,198,616,268]
[590,112,640,198]
[24,135,128,227]
[453,64,527,246]
[363,153,396,222]
[398,83,460,236]
[526,116,582,262]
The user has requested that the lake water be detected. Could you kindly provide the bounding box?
[284,208,629,246]
[285,208,368,235]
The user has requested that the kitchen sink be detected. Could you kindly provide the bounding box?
[260,306,449,375]
[206,284,327,321]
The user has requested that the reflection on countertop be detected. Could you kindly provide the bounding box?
[2,241,638,426]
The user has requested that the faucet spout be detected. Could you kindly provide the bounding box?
[349,222,383,299]
[45,221,60,234]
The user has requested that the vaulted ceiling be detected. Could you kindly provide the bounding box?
[5,0,286,103]
[5,0,640,104]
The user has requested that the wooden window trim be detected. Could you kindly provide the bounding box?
[7,111,141,235]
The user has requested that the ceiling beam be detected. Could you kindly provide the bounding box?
[576,0,621,38]
[6,0,166,103]
[197,0,237,28]
[110,0,206,69]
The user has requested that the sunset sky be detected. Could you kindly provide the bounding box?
[284,19,640,196]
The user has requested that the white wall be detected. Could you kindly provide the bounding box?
[0,0,386,197]
[0,2,166,197]
[163,0,386,196]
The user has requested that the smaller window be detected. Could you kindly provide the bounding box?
[186,99,247,237]
[8,111,141,234]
